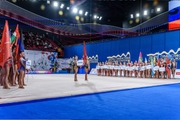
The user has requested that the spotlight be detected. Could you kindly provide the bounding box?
[136,13,140,17]
[72,8,78,13]
[47,0,50,4]
[85,12,88,16]
[99,16,102,20]
[144,10,147,16]
[79,10,83,15]
[67,7,70,10]
[60,4,64,9]
[130,14,133,18]
[157,7,161,12]
[53,1,58,7]
[94,15,97,19]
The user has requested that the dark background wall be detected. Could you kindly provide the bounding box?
[64,30,180,68]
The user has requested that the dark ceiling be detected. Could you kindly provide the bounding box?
[7,0,168,27]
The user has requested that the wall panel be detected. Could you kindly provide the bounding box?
[65,30,180,68]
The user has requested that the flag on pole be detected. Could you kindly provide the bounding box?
[83,41,87,64]
[15,38,24,69]
[0,20,11,68]
[138,51,143,65]
[157,53,161,66]
[11,24,20,45]
[145,57,147,64]
[151,57,155,77]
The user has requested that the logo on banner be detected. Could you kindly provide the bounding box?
[107,52,131,62]
[88,55,98,63]
[147,48,180,60]
[77,60,84,66]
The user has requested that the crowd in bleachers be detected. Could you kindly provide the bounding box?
[0,29,58,51]
[23,32,57,51]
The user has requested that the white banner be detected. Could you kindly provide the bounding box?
[57,58,71,70]
[24,50,58,71]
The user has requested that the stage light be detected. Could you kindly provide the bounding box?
[136,18,140,23]
[60,4,64,9]
[157,7,161,12]
[75,15,80,21]
[53,1,58,7]
[59,10,63,16]
[67,7,70,10]
[94,15,97,19]
[72,8,78,13]
[12,0,17,3]
[129,20,133,24]
[85,12,88,16]
[99,16,102,20]
[79,10,83,15]
[81,17,84,22]
[130,14,133,18]
[40,5,45,10]
[144,10,147,16]
[136,13,140,17]
[47,0,50,4]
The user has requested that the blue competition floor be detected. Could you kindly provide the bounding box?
[0,83,180,119]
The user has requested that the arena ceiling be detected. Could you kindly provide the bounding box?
[7,0,168,27]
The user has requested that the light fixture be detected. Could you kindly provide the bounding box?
[53,1,58,7]
[136,13,140,17]
[130,14,133,18]
[60,4,64,9]
[67,7,70,10]
[47,0,50,4]
[79,10,83,15]
[157,7,161,12]
[144,10,147,16]
[94,15,97,19]
[72,8,78,13]
[99,16,102,20]
[85,12,88,16]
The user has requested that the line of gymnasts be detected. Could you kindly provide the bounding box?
[0,45,27,89]
[96,58,177,79]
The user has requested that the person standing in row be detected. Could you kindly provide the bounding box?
[84,56,90,81]
[73,56,78,81]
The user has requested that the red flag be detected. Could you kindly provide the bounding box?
[166,57,170,64]
[83,41,87,64]
[0,20,11,68]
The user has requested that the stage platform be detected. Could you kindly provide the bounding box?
[0,74,180,104]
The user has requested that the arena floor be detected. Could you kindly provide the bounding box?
[0,74,180,104]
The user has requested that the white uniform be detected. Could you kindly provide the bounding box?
[96,65,99,70]
[110,65,114,70]
[135,66,139,71]
[103,65,108,69]
[159,67,165,72]
[114,65,119,70]
[118,65,122,70]
[140,66,145,71]
[154,66,159,71]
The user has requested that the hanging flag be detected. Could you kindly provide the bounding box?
[151,57,155,77]
[154,56,156,65]
[157,53,161,66]
[15,38,24,69]
[83,41,87,64]
[138,51,143,65]
[0,20,11,68]
[145,57,147,64]
[11,24,20,45]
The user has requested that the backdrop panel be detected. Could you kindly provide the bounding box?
[64,30,180,68]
